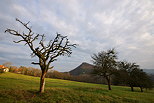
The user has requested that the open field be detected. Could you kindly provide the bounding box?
[0,72,154,103]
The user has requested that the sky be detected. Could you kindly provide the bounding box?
[0,0,154,72]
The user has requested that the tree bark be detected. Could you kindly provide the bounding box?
[140,87,143,92]
[131,86,134,92]
[106,76,111,90]
[39,71,47,93]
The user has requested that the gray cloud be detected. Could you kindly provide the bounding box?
[0,0,154,71]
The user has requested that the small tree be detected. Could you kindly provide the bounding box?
[92,49,117,90]
[2,62,12,68]
[5,18,76,93]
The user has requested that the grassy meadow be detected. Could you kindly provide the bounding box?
[0,72,154,103]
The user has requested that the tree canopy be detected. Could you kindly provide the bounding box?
[92,49,117,90]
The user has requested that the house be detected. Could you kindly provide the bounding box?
[0,65,9,72]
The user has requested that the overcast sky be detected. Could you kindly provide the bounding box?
[0,0,154,72]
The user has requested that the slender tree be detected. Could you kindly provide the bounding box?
[92,49,117,90]
[5,18,76,93]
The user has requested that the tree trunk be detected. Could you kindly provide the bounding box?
[106,76,111,90]
[39,71,47,93]
[140,87,143,92]
[131,86,134,92]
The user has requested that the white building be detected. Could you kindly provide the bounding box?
[0,65,9,72]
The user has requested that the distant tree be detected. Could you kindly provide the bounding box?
[145,75,154,90]
[2,62,12,68]
[5,18,76,93]
[112,69,128,86]
[91,49,117,90]
[117,61,153,92]
[133,69,153,92]
[150,74,154,80]
[118,61,139,91]
[9,66,18,73]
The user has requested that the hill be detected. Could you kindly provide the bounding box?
[143,69,154,74]
[69,62,94,76]
[0,72,154,103]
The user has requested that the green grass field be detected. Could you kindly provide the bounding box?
[0,72,154,103]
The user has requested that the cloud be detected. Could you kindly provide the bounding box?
[0,0,154,71]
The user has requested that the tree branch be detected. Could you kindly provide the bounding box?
[31,62,40,65]
[5,18,77,72]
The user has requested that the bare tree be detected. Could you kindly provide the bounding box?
[92,49,117,90]
[2,62,12,68]
[5,18,76,93]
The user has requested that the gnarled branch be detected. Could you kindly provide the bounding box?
[5,18,77,72]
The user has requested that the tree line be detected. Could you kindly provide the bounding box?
[92,49,153,92]
[4,64,102,84]
[3,60,153,93]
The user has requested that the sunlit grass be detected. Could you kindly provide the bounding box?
[0,72,154,103]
